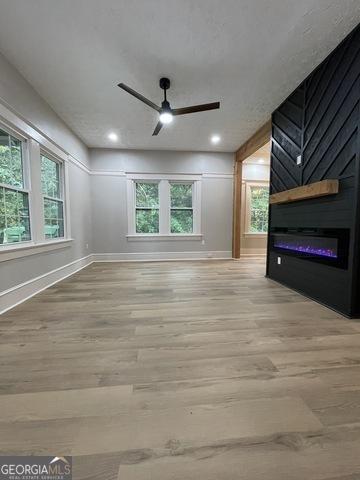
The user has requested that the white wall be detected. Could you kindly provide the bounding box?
[0,52,89,168]
[0,52,92,301]
[90,149,234,260]
[240,163,270,256]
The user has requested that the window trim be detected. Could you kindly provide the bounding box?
[126,234,203,242]
[127,174,202,238]
[245,181,269,235]
[0,238,73,262]
[0,117,72,256]
[0,102,75,259]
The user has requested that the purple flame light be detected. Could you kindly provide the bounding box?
[274,242,337,258]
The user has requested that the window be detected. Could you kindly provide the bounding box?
[0,128,31,245]
[127,175,201,237]
[170,183,193,233]
[0,109,73,261]
[41,154,64,239]
[135,182,159,233]
[248,184,269,233]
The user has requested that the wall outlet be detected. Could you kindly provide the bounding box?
[201,239,205,245]
[86,243,89,249]
[277,256,281,265]
[296,155,302,165]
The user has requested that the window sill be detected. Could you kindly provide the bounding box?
[244,232,268,238]
[0,238,73,262]
[127,234,203,242]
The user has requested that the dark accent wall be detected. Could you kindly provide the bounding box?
[267,24,360,317]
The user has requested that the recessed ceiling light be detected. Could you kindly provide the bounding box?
[108,132,118,142]
[211,135,221,144]
[258,158,265,164]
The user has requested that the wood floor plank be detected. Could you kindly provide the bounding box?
[72,396,323,455]
[117,424,360,480]
[1,259,360,478]
[0,385,133,421]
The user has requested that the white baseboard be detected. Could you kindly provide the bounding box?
[240,253,267,257]
[240,249,267,257]
[0,254,93,315]
[92,251,233,262]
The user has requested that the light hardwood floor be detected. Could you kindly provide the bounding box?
[1,258,360,479]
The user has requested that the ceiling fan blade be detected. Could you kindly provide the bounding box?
[152,121,163,136]
[172,101,220,116]
[118,83,161,112]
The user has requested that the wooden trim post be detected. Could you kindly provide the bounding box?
[232,159,242,258]
[232,120,271,258]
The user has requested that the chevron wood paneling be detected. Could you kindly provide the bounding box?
[270,86,304,194]
[303,27,360,185]
[270,26,360,195]
[267,23,360,318]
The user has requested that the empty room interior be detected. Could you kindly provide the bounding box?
[1,1,360,478]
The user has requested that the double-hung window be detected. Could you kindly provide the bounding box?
[128,175,201,237]
[0,128,31,245]
[41,153,64,239]
[170,183,193,234]
[135,181,159,234]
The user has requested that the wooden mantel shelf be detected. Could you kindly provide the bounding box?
[269,179,339,205]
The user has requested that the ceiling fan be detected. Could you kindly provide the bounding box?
[118,77,220,136]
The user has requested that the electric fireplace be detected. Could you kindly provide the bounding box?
[270,228,350,269]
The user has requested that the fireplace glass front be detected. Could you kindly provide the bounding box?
[270,228,349,269]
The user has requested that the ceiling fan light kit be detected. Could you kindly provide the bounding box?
[159,112,173,124]
[118,77,220,136]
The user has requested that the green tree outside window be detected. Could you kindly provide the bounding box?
[135,182,159,233]
[170,183,193,233]
[249,186,269,233]
[0,129,30,245]
[41,154,64,239]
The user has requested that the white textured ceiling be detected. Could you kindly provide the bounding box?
[0,1,359,152]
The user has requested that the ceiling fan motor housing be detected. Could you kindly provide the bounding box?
[159,77,170,90]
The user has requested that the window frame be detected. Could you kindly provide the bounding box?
[40,150,66,241]
[0,105,74,261]
[245,181,269,236]
[0,125,32,247]
[126,174,202,239]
